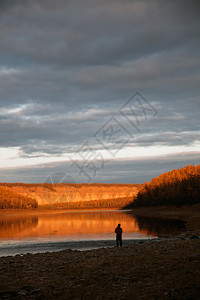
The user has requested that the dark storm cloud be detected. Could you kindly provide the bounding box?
[0,0,199,182]
[0,0,200,69]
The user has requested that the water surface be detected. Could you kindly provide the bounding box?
[0,209,184,256]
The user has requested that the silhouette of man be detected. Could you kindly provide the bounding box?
[115,224,123,247]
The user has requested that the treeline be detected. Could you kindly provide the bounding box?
[40,197,133,209]
[0,186,38,209]
[0,183,141,188]
[0,183,44,188]
[132,164,200,207]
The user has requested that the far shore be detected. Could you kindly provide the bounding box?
[1,203,200,218]
[0,207,124,216]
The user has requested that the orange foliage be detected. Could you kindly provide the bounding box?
[40,197,134,209]
[0,186,38,209]
[133,164,200,207]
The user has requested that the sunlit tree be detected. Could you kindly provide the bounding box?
[132,164,200,207]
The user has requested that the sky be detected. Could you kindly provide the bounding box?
[0,0,199,184]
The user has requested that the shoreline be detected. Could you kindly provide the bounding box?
[0,238,199,299]
[0,206,200,299]
[0,207,124,216]
[0,237,158,258]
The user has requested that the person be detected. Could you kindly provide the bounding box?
[115,224,123,247]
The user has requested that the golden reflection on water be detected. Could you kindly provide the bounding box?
[0,210,141,239]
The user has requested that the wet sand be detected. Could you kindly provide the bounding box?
[0,205,200,299]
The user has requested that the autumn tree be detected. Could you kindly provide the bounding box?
[132,164,200,207]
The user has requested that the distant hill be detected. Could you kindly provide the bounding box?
[132,164,200,207]
[0,183,141,209]
[0,186,38,209]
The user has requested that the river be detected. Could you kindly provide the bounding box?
[0,209,185,256]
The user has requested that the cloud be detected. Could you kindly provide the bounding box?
[0,66,21,77]
[1,0,200,67]
[0,152,199,184]
[0,0,199,182]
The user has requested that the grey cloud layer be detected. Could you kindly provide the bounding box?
[1,152,199,184]
[1,0,200,66]
[0,0,199,182]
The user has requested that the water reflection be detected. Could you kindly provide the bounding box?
[0,210,186,242]
[0,210,141,240]
[0,210,188,256]
[135,215,185,236]
[0,217,38,238]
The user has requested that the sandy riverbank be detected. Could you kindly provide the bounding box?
[0,205,200,299]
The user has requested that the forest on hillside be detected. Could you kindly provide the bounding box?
[0,186,38,209]
[0,182,140,210]
[132,164,200,207]
[39,197,133,209]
